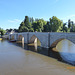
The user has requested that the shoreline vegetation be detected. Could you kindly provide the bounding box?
[18,16,75,33]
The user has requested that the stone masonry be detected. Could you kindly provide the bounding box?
[9,32,75,48]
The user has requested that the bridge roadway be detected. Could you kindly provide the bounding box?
[9,32,75,48]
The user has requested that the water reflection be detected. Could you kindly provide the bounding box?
[22,41,24,49]
[20,42,62,61]
[14,39,75,66]
[56,39,75,65]
[34,43,37,51]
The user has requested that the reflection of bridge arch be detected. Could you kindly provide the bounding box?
[29,35,41,46]
[50,38,75,48]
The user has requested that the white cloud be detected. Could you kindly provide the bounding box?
[8,19,22,23]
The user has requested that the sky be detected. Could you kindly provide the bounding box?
[0,0,75,30]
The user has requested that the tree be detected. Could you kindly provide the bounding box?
[61,23,68,32]
[29,17,34,24]
[32,21,37,31]
[18,22,25,32]
[0,28,6,37]
[24,16,34,32]
[24,16,30,28]
[70,21,75,32]
[49,16,63,32]
[43,21,51,32]
[32,19,47,32]
[18,15,75,33]
[67,19,75,32]
[68,19,71,28]
[18,16,34,32]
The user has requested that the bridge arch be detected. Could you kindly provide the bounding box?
[50,38,75,48]
[29,35,41,46]
[17,34,24,43]
[18,35,23,41]
[11,35,15,40]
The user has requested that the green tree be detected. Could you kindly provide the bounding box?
[70,21,75,32]
[61,23,68,32]
[32,19,47,32]
[18,22,25,32]
[0,28,6,37]
[24,16,32,29]
[43,21,51,32]
[68,19,71,28]
[18,16,34,32]
[32,21,37,31]
[24,16,34,32]
[50,16,63,32]
[29,17,34,24]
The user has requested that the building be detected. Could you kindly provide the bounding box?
[5,29,18,35]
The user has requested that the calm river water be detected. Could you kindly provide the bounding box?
[0,39,75,75]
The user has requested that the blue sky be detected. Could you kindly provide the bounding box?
[0,0,75,29]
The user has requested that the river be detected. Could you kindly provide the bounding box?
[0,40,75,75]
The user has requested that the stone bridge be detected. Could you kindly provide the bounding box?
[8,32,75,48]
